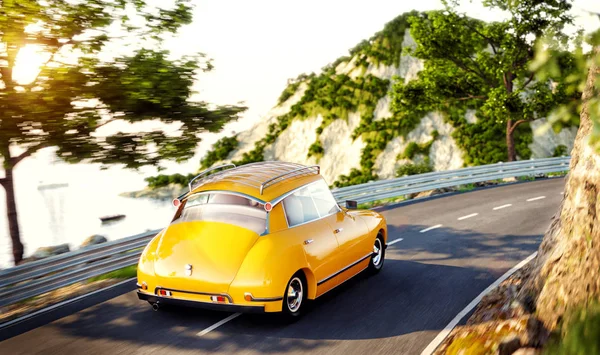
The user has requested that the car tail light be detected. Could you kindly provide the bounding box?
[158,289,172,297]
[244,294,252,302]
[210,296,227,303]
[141,282,148,290]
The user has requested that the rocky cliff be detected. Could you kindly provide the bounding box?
[197,12,578,186]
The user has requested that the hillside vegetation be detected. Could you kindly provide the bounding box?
[144,10,578,190]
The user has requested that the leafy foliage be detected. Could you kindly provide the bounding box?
[0,0,246,264]
[532,30,600,153]
[398,133,437,160]
[349,11,417,67]
[400,3,577,162]
[395,162,434,177]
[200,136,239,169]
[333,168,378,188]
[553,144,569,157]
[277,73,314,105]
[544,303,600,355]
[145,172,196,189]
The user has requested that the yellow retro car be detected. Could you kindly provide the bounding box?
[136,161,387,317]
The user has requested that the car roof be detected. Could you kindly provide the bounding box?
[185,161,323,202]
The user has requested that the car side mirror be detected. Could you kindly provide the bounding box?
[345,200,358,209]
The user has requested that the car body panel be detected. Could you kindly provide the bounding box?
[153,221,260,294]
[137,162,388,313]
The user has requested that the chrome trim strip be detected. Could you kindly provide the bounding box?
[244,292,283,302]
[317,264,369,298]
[154,287,234,304]
[317,252,373,286]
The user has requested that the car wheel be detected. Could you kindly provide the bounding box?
[367,233,385,274]
[282,272,306,320]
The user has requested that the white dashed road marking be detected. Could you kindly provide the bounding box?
[526,196,546,202]
[420,224,443,233]
[197,313,241,337]
[457,213,478,221]
[388,238,404,246]
[493,204,512,210]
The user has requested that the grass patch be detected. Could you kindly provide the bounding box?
[88,265,137,283]
[457,183,477,192]
[358,196,405,209]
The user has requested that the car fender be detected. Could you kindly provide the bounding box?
[228,232,315,301]
[354,210,388,244]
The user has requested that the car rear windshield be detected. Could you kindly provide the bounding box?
[173,193,267,235]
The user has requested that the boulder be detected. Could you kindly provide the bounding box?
[32,243,70,259]
[80,235,108,248]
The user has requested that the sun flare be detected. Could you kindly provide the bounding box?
[12,44,50,85]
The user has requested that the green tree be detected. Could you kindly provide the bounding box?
[0,0,246,265]
[395,0,576,162]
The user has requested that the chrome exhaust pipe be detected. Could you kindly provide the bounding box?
[152,302,160,311]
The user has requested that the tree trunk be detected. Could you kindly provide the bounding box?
[3,165,24,265]
[506,119,517,162]
[520,49,600,330]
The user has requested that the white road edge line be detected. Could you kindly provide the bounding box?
[197,312,241,337]
[420,224,443,233]
[420,251,538,355]
[388,238,404,246]
[457,213,478,220]
[493,204,512,210]
[526,196,546,202]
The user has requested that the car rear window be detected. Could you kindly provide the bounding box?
[173,193,267,235]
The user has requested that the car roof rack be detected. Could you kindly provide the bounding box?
[259,165,320,195]
[187,163,237,193]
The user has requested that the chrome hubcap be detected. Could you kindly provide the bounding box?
[372,239,383,267]
[286,277,303,313]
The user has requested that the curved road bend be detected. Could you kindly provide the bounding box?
[0,178,565,355]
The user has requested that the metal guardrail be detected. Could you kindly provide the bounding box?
[0,156,570,310]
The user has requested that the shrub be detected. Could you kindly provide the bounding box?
[553,144,568,157]
[200,136,238,169]
[396,162,433,177]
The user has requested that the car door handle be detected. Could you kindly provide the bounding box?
[334,228,343,234]
[304,239,314,245]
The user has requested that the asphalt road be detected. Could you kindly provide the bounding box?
[0,178,565,355]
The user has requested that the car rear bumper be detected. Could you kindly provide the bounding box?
[137,291,265,313]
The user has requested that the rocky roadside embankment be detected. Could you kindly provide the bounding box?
[434,261,547,355]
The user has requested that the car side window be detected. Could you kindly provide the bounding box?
[306,180,340,217]
[282,180,340,227]
[282,186,320,227]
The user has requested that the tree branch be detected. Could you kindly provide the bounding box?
[509,119,528,135]
[455,95,487,101]
[94,117,119,130]
[10,142,50,167]
[522,72,535,88]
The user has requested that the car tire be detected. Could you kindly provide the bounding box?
[281,272,307,320]
[367,233,385,274]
